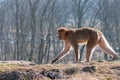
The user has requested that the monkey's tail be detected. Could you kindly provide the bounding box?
[98,35,118,57]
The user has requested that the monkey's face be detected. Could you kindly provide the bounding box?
[58,32,65,40]
[58,27,67,40]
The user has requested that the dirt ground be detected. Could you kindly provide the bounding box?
[0,60,120,80]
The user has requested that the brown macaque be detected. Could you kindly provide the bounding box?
[51,27,118,63]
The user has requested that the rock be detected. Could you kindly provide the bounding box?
[40,70,48,76]
[40,69,63,79]
[0,70,43,80]
[25,69,43,80]
[0,71,24,80]
[82,66,96,73]
[65,68,76,75]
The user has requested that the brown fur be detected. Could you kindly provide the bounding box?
[51,27,118,63]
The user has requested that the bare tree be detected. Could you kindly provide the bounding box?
[0,0,119,63]
[28,0,40,61]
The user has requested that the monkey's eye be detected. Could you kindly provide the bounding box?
[58,35,61,38]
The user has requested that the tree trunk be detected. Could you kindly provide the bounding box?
[15,0,20,60]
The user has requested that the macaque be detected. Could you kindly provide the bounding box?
[51,27,118,63]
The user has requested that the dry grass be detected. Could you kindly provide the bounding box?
[0,61,120,80]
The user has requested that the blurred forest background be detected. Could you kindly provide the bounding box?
[0,0,120,64]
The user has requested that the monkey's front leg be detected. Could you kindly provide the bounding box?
[51,42,70,64]
[74,48,80,63]
[51,48,70,63]
[72,44,80,63]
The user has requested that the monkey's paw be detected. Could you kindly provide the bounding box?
[51,59,58,64]
[108,54,119,61]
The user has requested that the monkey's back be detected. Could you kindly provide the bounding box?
[75,27,102,44]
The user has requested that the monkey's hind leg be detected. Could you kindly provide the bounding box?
[86,43,97,62]
[98,37,118,60]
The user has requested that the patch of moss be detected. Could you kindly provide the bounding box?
[23,76,29,80]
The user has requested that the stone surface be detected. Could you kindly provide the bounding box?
[82,66,96,73]
[40,69,63,79]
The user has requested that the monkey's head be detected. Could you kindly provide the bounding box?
[58,27,68,40]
